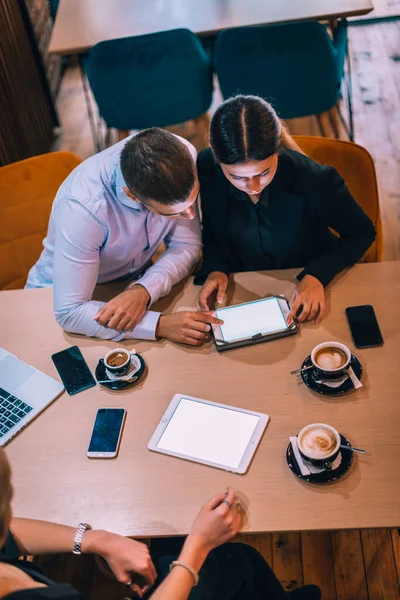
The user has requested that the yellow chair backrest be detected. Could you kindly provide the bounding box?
[292,136,382,263]
[0,151,82,290]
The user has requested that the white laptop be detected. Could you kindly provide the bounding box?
[0,348,64,446]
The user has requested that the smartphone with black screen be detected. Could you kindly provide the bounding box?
[51,346,96,395]
[87,408,126,458]
[345,305,383,348]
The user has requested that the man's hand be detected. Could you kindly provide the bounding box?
[197,272,229,311]
[287,275,325,324]
[156,311,224,346]
[94,285,150,331]
[83,531,156,598]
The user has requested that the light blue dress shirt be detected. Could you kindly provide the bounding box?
[26,135,201,340]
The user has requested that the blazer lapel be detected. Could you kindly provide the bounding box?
[270,156,305,268]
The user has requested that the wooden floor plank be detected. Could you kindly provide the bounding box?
[331,530,368,600]
[350,23,400,261]
[391,529,400,585]
[272,532,304,593]
[89,562,126,600]
[302,531,336,600]
[361,529,400,600]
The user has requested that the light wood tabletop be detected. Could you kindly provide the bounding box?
[3,262,400,537]
[49,0,374,55]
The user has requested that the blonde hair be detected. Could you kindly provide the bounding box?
[0,448,12,542]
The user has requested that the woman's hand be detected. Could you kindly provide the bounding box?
[184,487,242,558]
[287,275,325,323]
[94,285,150,331]
[197,272,229,311]
[84,531,156,598]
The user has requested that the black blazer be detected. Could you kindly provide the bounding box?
[194,148,376,287]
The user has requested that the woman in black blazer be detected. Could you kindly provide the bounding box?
[195,95,376,323]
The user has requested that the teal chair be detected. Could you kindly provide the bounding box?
[214,20,353,140]
[84,28,213,150]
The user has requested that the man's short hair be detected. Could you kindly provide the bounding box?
[120,128,195,206]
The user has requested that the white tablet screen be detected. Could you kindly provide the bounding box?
[216,297,287,343]
[156,397,260,469]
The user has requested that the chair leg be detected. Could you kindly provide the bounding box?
[78,54,101,153]
[328,107,341,139]
[341,26,355,142]
[117,130,130,142]
[337,103,354,142]
[315,113,327,137]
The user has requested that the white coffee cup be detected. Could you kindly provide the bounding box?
[311,341,351,379]
[297,422,341,470]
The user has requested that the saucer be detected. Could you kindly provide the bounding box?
[95,354,146,391]
[300,354,362,395]
[286,434,353,484]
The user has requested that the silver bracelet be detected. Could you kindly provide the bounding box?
[170,560,199,586]
[73,522,92,555]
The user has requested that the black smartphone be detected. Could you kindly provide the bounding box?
[51,346,96,395]
[345,305,384,348]
[87,408,126,458]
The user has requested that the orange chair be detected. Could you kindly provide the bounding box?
[293,136,382,262]
[0,151,82,290]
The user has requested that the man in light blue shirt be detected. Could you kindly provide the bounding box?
[26,128,222,344]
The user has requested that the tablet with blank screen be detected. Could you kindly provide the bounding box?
[212,296,298,351]
[148,394,269,474]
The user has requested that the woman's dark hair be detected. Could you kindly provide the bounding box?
[210,95,303,164]
[120,128,195,205]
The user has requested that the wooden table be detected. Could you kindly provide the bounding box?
[3,263,400,537]
[49,0,374,55]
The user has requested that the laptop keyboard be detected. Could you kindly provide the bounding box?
[0,386,33,438]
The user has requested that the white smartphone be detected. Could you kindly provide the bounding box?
[87,408,126,458]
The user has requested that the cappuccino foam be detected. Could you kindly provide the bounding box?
[298,426,338,458]
[314,347,347,371]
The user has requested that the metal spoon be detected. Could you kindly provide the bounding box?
[340,445,365,454]
[97,376,138,385]
[290,365,314,375]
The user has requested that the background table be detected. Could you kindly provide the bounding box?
[3,262,399,537]
[49,0,374,55]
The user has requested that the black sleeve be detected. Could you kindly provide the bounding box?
[297,166,376,286]
[3,584,83,599]
[194,150,231,285]
[1,530,21,559]
[194,207,231,285]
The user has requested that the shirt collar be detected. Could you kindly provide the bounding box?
[114,163,146,212]
[232,183,270,207]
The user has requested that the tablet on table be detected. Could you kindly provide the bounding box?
[212,296,298,351]
[148,393,269,474]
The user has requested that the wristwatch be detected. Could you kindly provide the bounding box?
[73,522,92,555]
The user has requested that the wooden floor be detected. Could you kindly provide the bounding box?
[48,20,400,600]
[36,530,400,599]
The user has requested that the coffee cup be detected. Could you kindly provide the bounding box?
[104,348,132,377]
[297,423,341,470]
[310,341,351,380]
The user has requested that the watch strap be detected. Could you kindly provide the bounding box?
[73,522,92,555]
